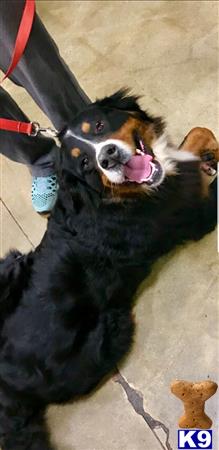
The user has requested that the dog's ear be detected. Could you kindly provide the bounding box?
[97,89,165,135]
[97,88,141,113]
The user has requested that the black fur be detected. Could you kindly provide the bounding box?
[0,93,217,449]
[96,88,165,136]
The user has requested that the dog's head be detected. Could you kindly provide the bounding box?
[60,89,198,199]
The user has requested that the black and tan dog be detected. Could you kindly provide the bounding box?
[0,90,218,450]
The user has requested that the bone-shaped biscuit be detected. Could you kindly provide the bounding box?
[171,380,218,429]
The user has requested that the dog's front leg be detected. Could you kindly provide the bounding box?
[179,127,218,197]
[179,127,219,174]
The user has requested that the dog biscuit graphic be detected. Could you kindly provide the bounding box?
[171,380,218,429]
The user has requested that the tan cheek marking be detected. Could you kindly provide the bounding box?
[81,122,91,133]
[111,117,137,152]
[111,117,155,154]
[101,174,111,188]
[71,147,81,158]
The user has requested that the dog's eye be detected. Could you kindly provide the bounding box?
[81,156,89,168]
[95,121,104,133]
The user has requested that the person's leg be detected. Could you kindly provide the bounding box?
[0,87,55,175]
[0,0,91,213]
[0,87,58,213]
[0,0,91,132]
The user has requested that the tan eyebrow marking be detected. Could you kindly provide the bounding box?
[71,147,81,158]
[81,122,91,133]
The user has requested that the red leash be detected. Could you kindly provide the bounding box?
[0,0,57,137]
[1,0,35,83]
[0,118,33,135]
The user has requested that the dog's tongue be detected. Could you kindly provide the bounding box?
[124,154,153,183]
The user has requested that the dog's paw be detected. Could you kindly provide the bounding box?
[179,127,218,178]
[200,151,218,176]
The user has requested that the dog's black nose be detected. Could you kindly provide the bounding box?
[98,144,120,169]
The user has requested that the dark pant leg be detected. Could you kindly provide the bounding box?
[0,87,56,176]
[0,0,91,132]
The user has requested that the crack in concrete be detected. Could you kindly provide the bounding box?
[114,371,173,450]
[0,199,35,249]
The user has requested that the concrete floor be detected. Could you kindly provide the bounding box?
[0,1,218,449]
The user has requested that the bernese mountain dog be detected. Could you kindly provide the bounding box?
[0,90,218,450]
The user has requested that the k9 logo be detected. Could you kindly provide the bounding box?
[178,430,212,449]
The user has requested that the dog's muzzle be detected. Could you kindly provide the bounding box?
[98,143,130,170]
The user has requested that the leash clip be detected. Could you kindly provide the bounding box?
[31,122,59,137]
